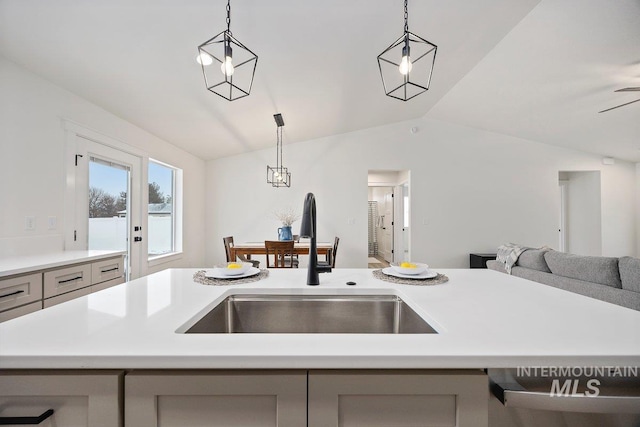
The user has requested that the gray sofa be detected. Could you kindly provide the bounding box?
[487,249,640,311]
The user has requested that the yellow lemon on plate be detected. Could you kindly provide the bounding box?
[400,262,417,268]
[227,263,242,269]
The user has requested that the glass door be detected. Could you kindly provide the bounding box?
[70,137,143,280]
[88,157,130,273]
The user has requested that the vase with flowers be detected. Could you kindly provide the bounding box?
[274,207,300,241]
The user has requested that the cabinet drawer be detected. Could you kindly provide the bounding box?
[0,273,43,313]
[92,276,125,293]
[0,301,41,323]
[0,370,123,427]
[44,263,92,298]
[44,286,92,308]
[92,256,124,284]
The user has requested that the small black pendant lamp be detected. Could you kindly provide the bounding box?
[267,113,291,188]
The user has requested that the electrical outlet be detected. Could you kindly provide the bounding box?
[25,216,36,230]
[347,217,355,225]
[48,216,57,230]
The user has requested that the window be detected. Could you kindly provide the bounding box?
[148,160,181,259]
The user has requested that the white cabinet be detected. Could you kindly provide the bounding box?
[91,257,125,285]
[0,370,123,427]
[0,273,42,319]
[308,370,488,427]
[125,369,488,427]
[43,256,125,307]
[125,370,307,427]
[43,263,93,298]
[0,254,125,320]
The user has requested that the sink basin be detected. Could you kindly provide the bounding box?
[183,294,437,334]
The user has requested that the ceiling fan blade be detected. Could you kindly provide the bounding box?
[598,98,640,113]
[614,87,640,92]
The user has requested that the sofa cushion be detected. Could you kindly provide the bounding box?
[543,251,622,289]
[619,256,640,293]
[511,266,640,311]
[516,248,552,272]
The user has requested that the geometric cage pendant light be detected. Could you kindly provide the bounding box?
[267,113,291,188]
[377,0,437,101]
[197,0,258,101]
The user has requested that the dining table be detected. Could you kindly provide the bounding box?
[230,241,333,262]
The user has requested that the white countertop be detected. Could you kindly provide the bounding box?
[0,250,126,278]
[0,268,638,369]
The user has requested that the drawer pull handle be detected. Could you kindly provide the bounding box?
[101,267,119,273]
[0,290,25,299]
[0,409,54,425]
[58,276,83,284]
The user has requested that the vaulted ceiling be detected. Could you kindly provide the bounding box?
[1,0,638,162]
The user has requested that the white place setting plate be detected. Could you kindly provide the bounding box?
[381,267,438,279]
[205,267,261,279]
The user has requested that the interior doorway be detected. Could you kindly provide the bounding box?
[367,170,410,268]
[558,171,602,256]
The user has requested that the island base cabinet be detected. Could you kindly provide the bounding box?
[308,370,488,427]
[0,370,123,427]
[125,370,307,427]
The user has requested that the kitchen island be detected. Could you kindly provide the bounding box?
[1,268,639,426]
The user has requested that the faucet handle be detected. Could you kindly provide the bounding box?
[317,262,332,273]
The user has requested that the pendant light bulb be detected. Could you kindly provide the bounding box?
[220,56,234,76]
[196,52,213,66]
[399,44,412,75]
[399,55,412,75]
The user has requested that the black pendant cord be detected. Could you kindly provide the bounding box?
[226,0,232,35]
[278,126,284,172]
[276,126,280,170]
[404,0,409,34]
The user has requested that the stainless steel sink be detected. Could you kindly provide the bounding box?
[184,294,437,334]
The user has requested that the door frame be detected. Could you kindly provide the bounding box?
[558,179,568,252]
[368,170,411,264]
[63,120,147,279]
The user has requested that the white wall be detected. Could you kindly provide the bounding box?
[563,171,602,256]
[0,56,206,273]
[205,117,637,268]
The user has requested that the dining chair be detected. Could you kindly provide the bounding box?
[265,240,297,268]
[282,234,301,266]
[223,236,260,268]
[319,236,340,268]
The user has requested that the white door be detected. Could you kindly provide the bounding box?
[67,136,143,280]
[381,188,394,262]
[393,184,408,262]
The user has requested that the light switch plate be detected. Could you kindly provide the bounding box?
[25,216,36,230]
[48,216,57,230]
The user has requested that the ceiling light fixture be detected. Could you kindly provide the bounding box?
[197,0,258,101]
[267,113,291,188]
[377,0,437,101]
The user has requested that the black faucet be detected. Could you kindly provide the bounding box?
[300,193,332,286]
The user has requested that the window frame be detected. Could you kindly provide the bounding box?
[147,158,183,266]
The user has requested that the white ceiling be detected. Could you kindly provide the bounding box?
[429,0,640,162]
[0,0,540,160]
[2,1,637,162]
